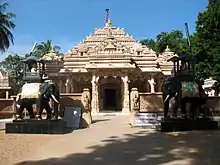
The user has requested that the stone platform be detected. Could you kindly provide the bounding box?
[160,118,218,132]
[5,119,68,134]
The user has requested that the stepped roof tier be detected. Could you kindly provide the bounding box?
[59,11,175,75]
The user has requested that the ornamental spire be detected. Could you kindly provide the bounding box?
[105,9,112,27]
[105,8,109,24]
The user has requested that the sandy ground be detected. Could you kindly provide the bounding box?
[0,130,63,165]
[0,115,220,165]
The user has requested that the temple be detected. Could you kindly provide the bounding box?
[44,9,176,114]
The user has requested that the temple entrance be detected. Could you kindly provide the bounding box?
[99,76,122,112]
[104,88,117,110]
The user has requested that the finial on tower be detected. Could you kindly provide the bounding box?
[105,8,109,24]
[105,9,112,27]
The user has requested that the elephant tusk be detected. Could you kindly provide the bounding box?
[16,93,21,102]
[164,94,170,103]
[51,94,59,104]
[175,92,178,97]
[16,104,20,108]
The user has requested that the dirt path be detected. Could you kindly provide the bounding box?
[0,130,63,165]
[1,115,220,165]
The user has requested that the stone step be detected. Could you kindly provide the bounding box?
[5,119,68,134]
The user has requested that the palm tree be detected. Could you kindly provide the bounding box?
[34,40,62,57]
[0,3,16,52]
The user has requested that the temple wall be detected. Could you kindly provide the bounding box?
[0,93,85,119]
[0,89,220,119]
[59,93,82,116]
[1,93,220,118]
[0,98,14,119]
[138,92,220,114]
[139,92,163,112]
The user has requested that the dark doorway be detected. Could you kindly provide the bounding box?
[104,88,117,110]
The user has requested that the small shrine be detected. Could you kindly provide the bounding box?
[0,69,11,98]
[203,78,217,96]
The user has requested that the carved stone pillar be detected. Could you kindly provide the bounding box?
[121,75,130,113]
[81,88,92,128]
[65,77,71,93]
[95,82,99,111]
[70,77,74,93]
[6,90,9,99]
[130,88,140,126]
[91,75,99,114]
[130,88,140,112]
[148,77,156,93]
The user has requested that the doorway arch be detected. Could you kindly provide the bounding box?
[99,76,122,112]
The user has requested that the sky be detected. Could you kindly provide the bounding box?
[0,0,208,61]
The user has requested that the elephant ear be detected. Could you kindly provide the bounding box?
[39,83,49,95]
[164,77,172,85]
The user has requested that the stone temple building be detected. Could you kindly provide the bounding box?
[44,9,175,114]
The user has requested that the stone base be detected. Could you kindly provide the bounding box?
[81,112,92,128]
[122,107,130,113]
[129,112,138,126]
[160,118,218,132]
[5,119,68,134]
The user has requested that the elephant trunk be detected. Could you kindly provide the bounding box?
[51,94,59,104]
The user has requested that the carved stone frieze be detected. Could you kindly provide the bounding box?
[129,73,145,81]
[74,75,91,82]
[94,70,125,78]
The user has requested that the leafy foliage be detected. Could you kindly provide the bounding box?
[33,40,63,58]
[140,39,158,53]
[193,0,220,93]
[0,39,64,93]
[0,54,26,93]
[0,2,16,52]
[140,30,189,55]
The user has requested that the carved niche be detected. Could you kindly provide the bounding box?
[81,88,91,111]
[130,88,140,112]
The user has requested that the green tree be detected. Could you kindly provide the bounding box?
[140,38,158,53]
[0,3,16,52]
[193,0,220,93]
[0,54,24,93]
[140,30,188,54]
[33,40,62,58]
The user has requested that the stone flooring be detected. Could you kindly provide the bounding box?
[1,115,220,165]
